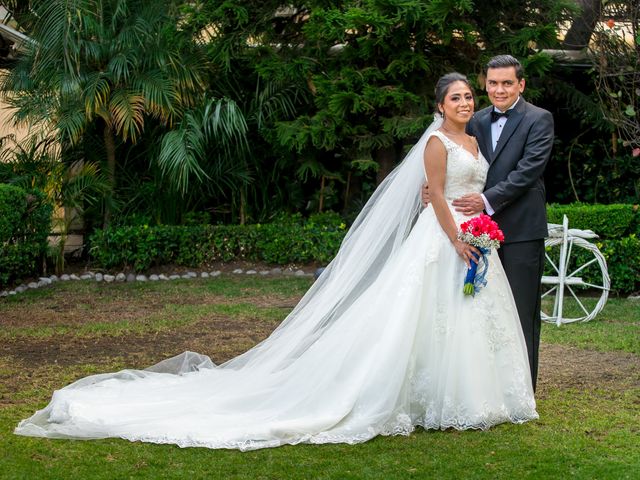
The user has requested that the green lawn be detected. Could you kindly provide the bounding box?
[541,296,640,354]
[0,276,638,479]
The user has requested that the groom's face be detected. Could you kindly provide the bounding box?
[486,67,525,112]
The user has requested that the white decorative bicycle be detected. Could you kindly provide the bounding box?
[541,215,610,325]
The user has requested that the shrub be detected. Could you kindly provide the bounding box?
[89,212,346,272]
[89,207,638,293]
[547,203,638,237]
[545,204,639,294]
[545,235,639,294]
[0,184,52,287]
[599,236,640,294]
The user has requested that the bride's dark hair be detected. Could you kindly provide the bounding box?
[434,72,474,112]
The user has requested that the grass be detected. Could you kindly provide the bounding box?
[541,297,640,354]
[1,389,638,480]
[0,275,638,479]
[0,303,288,340]
[1,274,313,300]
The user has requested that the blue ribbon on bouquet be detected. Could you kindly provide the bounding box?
[463,247,490,296]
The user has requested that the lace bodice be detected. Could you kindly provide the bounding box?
[425,130,487,201]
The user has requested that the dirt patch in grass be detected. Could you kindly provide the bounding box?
[0,313,282,368]
[537,343,640,396]
[0,312,287,406]
[1,322,638,401]
[1,275,637,402]
[0,290,299,329]
[0,290,207,328]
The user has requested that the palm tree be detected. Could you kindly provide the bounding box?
[0,0,248,226]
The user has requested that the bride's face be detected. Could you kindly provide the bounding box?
[438,81,474,124]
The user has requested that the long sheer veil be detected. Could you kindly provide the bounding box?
[29,115,442,382]
[147,115,445,374]
[193,114,445,373]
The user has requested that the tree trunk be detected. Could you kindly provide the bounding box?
[343,171,351,211]
[563,0,601,49]
[239,188,246,225]
[319,175,325,212]
[103,123,117,228]
[375,144,397,185]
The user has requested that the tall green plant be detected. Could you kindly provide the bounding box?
[0,0,209,226]
[0,184,52,286]
[179,2,314,223]
[156,97,250,196]
[0,133,110,272]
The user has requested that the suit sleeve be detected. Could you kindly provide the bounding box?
[483,110,554,214]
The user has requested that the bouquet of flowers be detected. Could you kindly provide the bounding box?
[458,214,505,296]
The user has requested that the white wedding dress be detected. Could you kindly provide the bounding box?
[15,129,537,451]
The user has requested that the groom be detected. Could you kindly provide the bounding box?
[428,55,554,390]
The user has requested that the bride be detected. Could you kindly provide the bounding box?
[15,73,537,451]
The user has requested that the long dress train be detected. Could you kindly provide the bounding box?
[15,129,537,451]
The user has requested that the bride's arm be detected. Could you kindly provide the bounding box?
[424,137,480,268]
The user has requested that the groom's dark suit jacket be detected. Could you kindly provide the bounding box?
[467,98,554,244]
[467,97,554,390]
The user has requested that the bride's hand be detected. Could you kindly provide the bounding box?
[453,240,481,268]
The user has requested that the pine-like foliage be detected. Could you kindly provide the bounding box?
[274,0,576,182]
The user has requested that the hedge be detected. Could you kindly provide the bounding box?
[89,212,346,272]
[89,206,639,294]
[545,235,639,295]
[546,203,639,293]
[597,235,640,294]
[0,184,52,288]
[547,203,639,237]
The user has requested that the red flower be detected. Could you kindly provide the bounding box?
[460,214,504,244]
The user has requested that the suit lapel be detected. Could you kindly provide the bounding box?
[476,109,493,164]
[491,99,526,163]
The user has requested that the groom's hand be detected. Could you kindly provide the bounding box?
[452,194,485,216]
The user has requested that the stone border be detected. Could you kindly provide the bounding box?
[2,268,637,300]
[0,267,319,298]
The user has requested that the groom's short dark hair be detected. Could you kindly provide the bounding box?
[486,55,524,80]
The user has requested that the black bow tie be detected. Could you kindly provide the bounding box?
[491,110,511,123]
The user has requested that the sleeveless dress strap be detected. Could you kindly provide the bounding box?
[427,130,455,151]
